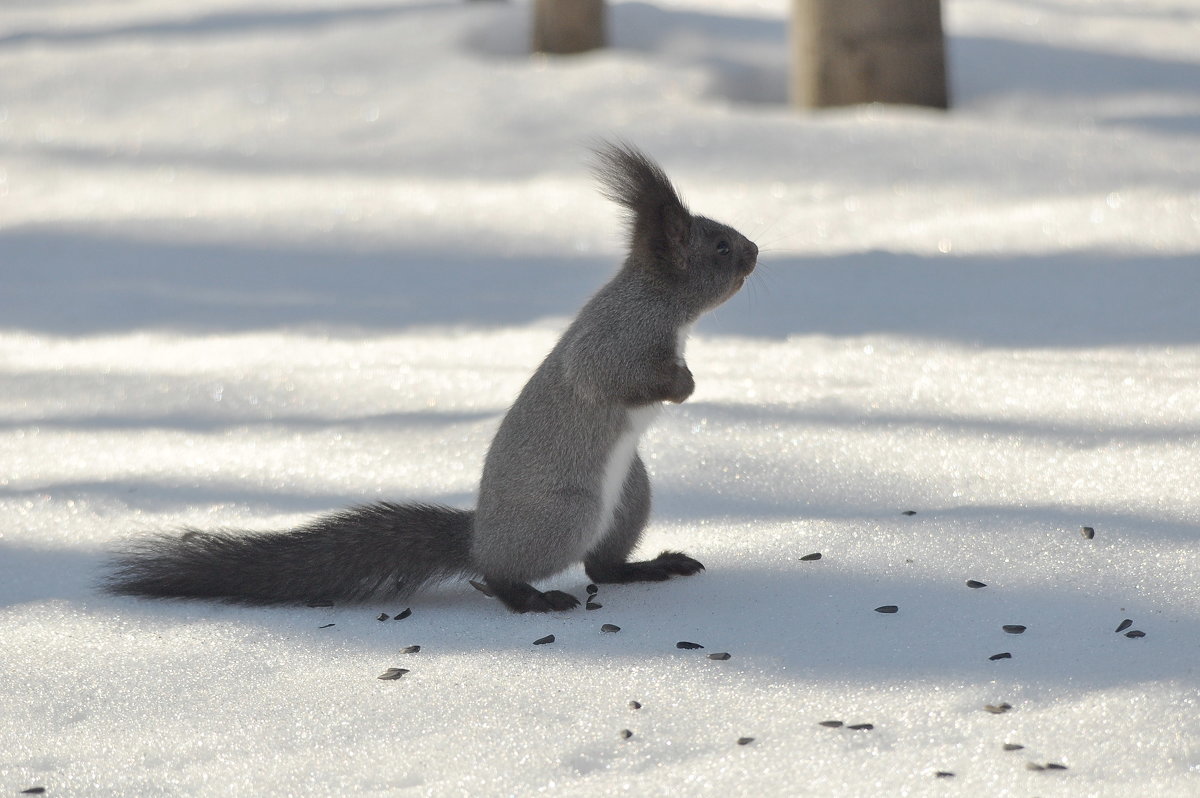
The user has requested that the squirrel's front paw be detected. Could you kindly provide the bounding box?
[664,364,695,404]
[625,361,695,406]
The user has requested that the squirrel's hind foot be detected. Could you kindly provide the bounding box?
[586,550,705,584]
[485,578,580,613]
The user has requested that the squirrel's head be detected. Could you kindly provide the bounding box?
[593,141,758,317]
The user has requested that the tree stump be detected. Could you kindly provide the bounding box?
[532,0,606,55]
[791,0,948,108]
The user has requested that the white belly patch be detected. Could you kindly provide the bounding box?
[593,404,661,544]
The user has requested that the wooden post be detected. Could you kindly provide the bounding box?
[791,0,948,109]
[532,0,606,55]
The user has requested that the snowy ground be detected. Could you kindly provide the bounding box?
[3,0,1200,795]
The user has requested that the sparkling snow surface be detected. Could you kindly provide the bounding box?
[3,1,1200,795]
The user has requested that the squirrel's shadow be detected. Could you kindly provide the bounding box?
[56,536,1198,696]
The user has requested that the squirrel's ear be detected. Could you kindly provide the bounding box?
[592,140,692,272]
[656,200,692,272]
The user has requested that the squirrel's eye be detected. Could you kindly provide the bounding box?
[716,240,731,256]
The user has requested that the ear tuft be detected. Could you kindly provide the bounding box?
[592,140,692,271]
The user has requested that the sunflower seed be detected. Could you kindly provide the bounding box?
[847,723,874,731]
[400,645,421,654]
[1080,526,1095,539]
[376,613,390,621]
[468,580,494,597]
[818,720,843,728]
[377,667,409,680]
[601,624,621,633]
[989,652,1012,661]
[1002,625,1026,634]
[20,789,46,795]
[395,608,412,620]
[966,580,987,589]
[676,641,704,649]
[629,700,642,710]
[984,703,1013,714]
[935,771,954,778]
[901,510,917,516]
[1115,619,1133,633]
[737,737,755,745]
[586,602,602,611]
[1003,743,1024,751]
[708,652,731,661]
[874,605,899,614]
[533,634,555,645]
[619,729,633,740]
[800,552,822,561]
[1125,630,1146,638]
[586,584,599,595]
[1046,763,1068,770]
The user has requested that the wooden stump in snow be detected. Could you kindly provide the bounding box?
[791,0,948,109]
[533,0,606,55]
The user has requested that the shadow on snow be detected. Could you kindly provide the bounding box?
[5,227,1198,347]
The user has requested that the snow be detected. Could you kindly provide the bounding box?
[2,0,1199,794]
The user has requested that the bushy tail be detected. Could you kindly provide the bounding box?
[103,503,476,605]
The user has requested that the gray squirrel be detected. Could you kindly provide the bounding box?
[104,141,758,613]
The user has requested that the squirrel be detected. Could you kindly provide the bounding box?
[103,141,758,613]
